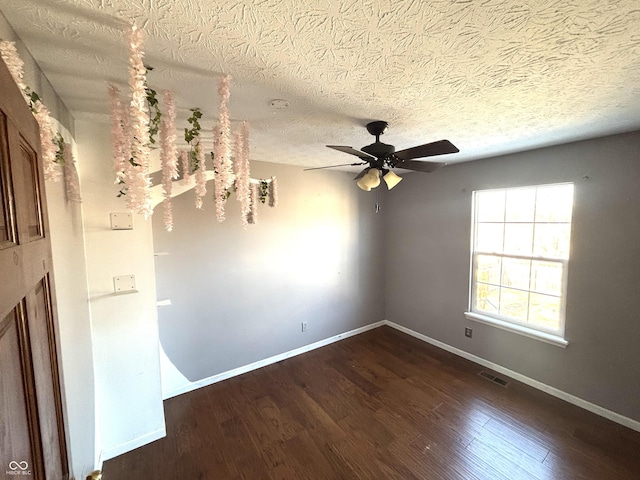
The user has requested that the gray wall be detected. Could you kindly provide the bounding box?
[385,131,640,422]
[152,161,385,382]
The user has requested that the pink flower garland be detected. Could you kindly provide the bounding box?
[34,104,61,181]
[0,40,28,94]
[125,24,152,217]
[269,176,278,208]
[179,150,190,184]
[213,75,233,222]
[1,40,60,181]
[62,143,82,203]
[194,140,206,209]
[234,121,251,228]
[108,84,128,186]
[160,90,178,230]
[247,183,258,225]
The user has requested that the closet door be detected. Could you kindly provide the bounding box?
[0,56,68,480]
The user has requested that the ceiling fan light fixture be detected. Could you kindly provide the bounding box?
[366,168,381,189]
[356,176,372,191]
[383,170,403,190]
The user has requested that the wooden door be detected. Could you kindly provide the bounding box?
[0,57,68,479]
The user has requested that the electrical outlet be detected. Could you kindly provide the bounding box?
[465,327,473,338]
[301,321,308,333]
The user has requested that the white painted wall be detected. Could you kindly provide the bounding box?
[75,119,166,461]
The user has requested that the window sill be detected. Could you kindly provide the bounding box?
[463,312,568,348]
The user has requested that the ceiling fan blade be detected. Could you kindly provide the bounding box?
[396,160,446,173]
[327,145,377,160]
[394,140,459,161]
[304,162,367,171]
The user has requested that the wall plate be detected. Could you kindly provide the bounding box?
[113,275,137,294]
[110,212,133,230]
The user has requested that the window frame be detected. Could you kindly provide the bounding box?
[464,183,573,348]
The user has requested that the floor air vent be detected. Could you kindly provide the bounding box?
[478,371,509,387]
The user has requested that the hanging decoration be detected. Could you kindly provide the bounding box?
[247,183,258,225]
[0,40,61,182]
[234,121,251,228]
[103,24,277,229]
[62,144,82,203]
[184,108,205,208]
[194,143,206,209]
[123,24,152,217]
[52,133,82,202]
[179,149,190,184]
[108,84,128,192]
[269,176,278,207]
[160,90,178,231]
[213,75,233,222]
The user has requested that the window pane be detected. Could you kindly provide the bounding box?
[529,293,561,331]
[535,184,574,223]
[476,255,501,285]
[501,257,531,290]
[476,190,505,222]
[506,187,535,222]
[474,283,499,314]
[499,287,529,322]
[531,261,563,296]
[533,223,571,259]
[476,223,504,252]
[504,223,533,255]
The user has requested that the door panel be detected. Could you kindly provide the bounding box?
[17,141,44,241]
[0,307,37,476]
[0,111,17,248]
[26,277,67,478]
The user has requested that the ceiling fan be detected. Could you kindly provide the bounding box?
[305,121,459,190]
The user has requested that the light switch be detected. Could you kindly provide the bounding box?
[110,212,133,230]
[113,275,137,293]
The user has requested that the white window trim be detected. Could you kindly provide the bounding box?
[468,183,573,348]
[464,311,568,347]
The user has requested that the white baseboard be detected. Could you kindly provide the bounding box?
[100,427,166,462]
[163,320,387,400]
[383,320,640,433]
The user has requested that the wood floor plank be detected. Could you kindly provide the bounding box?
[102,326,640,479]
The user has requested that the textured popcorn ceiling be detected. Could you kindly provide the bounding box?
[1,0,639,170]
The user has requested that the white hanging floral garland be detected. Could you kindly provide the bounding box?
[213,75,233,222]
[160,90,178,230]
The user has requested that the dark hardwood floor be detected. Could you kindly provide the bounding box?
[102,326,640,479]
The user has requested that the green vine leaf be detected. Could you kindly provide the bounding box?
[145,85,161,145]
[259,180,269,204]
[53,132,66,165]
[23,87,41,114]
[184,108,203,172]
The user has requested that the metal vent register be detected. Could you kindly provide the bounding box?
[478,371,509,387]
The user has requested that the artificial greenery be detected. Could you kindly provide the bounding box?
[139,65,162,145]
[23,87,41,113]
[145,85,161,144]
[258,180,269,204]
[184,108,203,171]
[53,132,65,165]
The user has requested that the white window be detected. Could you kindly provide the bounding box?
[465,183,574,347]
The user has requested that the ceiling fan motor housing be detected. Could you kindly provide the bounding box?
[361,142,395,166]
